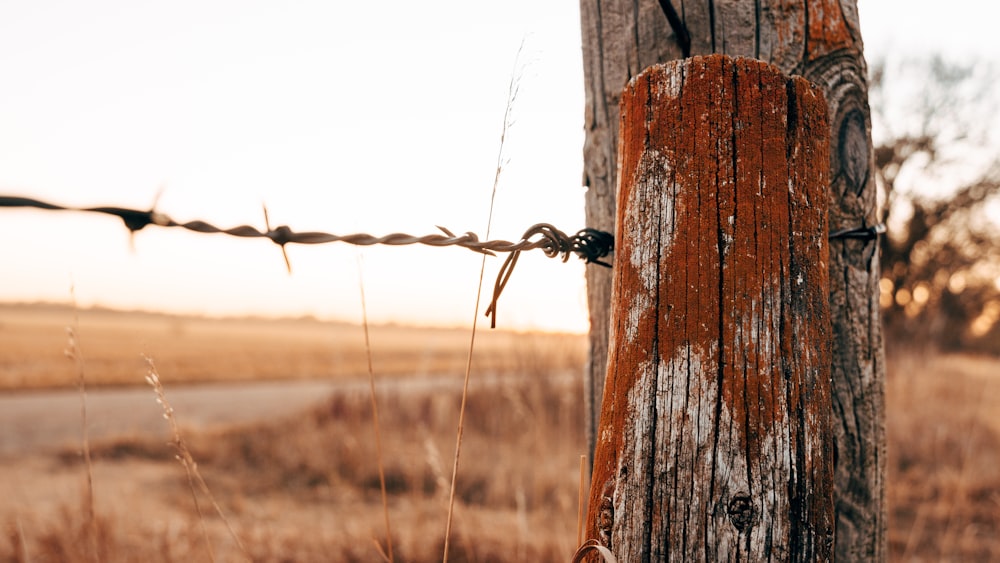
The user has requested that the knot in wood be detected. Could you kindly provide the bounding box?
[838,109,869,197]
[727,494,755,533]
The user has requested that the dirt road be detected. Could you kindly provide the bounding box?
[0,373,571,456]
[0,380,350,456]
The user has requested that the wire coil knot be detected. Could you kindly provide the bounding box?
[484,224,613,328]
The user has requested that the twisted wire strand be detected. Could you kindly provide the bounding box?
[0,196,614,256]
[1,195,615,327]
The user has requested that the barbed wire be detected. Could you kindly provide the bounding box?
[0,195,615,327]
[0,194,884,327]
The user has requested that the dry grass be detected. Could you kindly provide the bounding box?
[2,305,1000,561]
[1,368,585,561]
[0,305,587,561]
[0,303,582,389]
[886,351,1000,561]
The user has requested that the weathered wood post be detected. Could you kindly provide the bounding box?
[584,55,834,560]
[579,3,885,558]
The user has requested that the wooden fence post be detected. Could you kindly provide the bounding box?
[583,55,834,561]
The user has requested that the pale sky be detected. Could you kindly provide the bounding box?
[0,1,997,333]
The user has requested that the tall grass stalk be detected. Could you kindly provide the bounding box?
[442,41,524,563]
[577,454,586,547]
[938,375,991,556]
[13,516,29,562]
[143,356,248,561]
[64,288,97,562]
[357,256,394,563]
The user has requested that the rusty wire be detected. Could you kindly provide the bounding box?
[0,195,614,327]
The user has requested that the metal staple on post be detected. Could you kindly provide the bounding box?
[828,223,886,241]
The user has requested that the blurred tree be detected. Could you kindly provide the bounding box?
[871,56,1000,352]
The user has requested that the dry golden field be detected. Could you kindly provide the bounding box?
[0,303,575,390]
[1,303,999,561]
[885,351,1000,561]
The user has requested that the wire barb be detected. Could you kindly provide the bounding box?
[262,204,293,274]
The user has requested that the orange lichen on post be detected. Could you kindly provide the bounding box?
[805,0,856,59]
[585,54,833,561]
